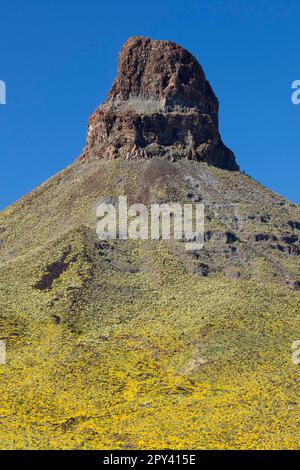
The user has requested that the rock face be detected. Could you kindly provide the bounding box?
[80,36,239,171]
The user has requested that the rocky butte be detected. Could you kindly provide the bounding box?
[0,36,299,450]
[79,36,239,171]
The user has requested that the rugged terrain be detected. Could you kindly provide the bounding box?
[0,37,299,449]
[80,36,237,170]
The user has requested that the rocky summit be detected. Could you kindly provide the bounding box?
[80,36,238,170]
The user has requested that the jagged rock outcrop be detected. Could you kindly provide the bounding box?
[79,36,239,170]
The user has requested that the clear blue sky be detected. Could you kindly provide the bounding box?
[0,0,299,210]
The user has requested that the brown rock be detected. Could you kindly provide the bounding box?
[79,36,239,171]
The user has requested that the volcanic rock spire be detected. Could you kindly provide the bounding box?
[80,36,239,171]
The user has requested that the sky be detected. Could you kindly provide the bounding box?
[0,0,299,210]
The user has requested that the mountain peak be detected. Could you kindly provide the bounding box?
[80,37,239,170]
